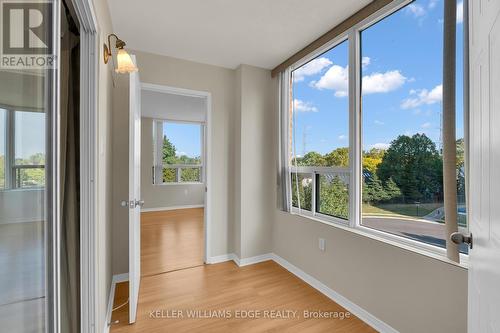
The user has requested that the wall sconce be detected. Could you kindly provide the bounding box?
[103,34,138,73]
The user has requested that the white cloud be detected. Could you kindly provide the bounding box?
[293,99,318,112]
[457,1,463,24]
[338,134,347,140]
[406,3,426,17]
[178,151,187,156]
[372,143,390,150]
[293,57,332,82]
[421,122,432,128]
[428,0,439,9]
[374,120,385,125]
[313,65,406,97]
[362,56,371,68]
[312,64,349,97]
[401,84,442,109]
[362,70,407,94]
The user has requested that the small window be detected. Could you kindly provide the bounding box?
[0,108,45,190]
[14,111,46,188]
[153,120,204,184]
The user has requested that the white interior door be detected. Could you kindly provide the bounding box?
[128,55,141,324]
[468,1,500,332]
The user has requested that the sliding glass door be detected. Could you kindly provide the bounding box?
[0,0,59,332]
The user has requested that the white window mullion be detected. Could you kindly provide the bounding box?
[348,28,361,228]
[6,109,14,189]
[153,120,164,184]
[311,172,317,215]
[176,167,181,182]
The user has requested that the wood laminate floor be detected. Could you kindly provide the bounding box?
[141,208,204,276]
[110,209,375,333]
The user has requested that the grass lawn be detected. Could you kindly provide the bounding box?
[362,202,442,218]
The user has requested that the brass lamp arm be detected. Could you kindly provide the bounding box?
[104,34,126,64]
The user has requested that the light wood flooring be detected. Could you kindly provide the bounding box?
[141,208,204,276]
[110,208,375,333]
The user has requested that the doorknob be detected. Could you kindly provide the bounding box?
[135,199,145,208]
[121,200,136,209]
[450,232,473,249]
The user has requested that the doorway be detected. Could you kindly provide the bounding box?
[139,83,211,276]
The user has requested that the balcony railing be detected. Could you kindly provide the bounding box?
[160,164,203,183]
[290,166,350,223]
[12,164,45,188]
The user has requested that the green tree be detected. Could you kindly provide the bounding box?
[291,174,312,210]
[363,174,388,203]
[362,148,385,174]
[377,134,442,202]
[297,151,327,166]
[325,147,349,167]
[384,177,402,202]
[318,175,349,219]
[162,136,177,164]
[456,138,466,203]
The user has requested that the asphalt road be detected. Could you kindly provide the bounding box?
[362,216,469,254]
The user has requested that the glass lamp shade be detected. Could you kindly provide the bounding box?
[115,48,138,73]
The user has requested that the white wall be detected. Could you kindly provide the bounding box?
[273,212,468,333]
[233,65,275,259]
[140,117,204,210]
[0,189,44,224]
[141,90,206,122]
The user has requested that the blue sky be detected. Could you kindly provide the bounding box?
[164,122,201,158]
[292,0,464,156]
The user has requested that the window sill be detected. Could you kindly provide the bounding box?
[154,182,204,186]
[0,187,45,193]
[288,210,469,269]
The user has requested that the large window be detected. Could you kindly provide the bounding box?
[0,108,45,189]
[360,0,467,254]
[283,0,468,257]
[153,120,204,184]
[290,39,350,222]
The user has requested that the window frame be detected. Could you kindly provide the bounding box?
[153,118,206,185]
[283,0,469,265]
[0,105,46,191]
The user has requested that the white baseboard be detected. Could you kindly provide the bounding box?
[206,253,238,264]
[206,253,272,267]
[238,253,273,266]
[141,204,204,212]
[271,254,398,333]
[104,273,129,333]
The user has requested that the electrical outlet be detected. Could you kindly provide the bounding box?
[319,238,326,251]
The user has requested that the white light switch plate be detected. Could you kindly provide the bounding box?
[319,238,326,251]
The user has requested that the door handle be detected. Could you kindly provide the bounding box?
[134,199,145,208]
[450,232,473,249]
[121,200,136,209]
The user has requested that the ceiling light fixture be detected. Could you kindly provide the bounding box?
[103,34,138,73]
